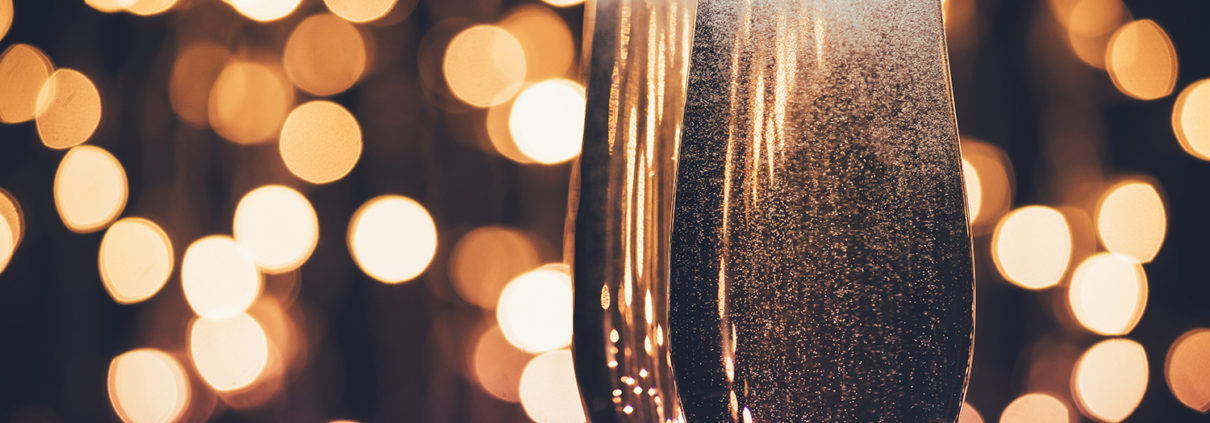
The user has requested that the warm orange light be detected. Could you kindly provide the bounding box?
[540,0,584,7]
[181,235,263,319]
[225,0,300,22]
[209,60,294,145]
[283,14,366,96]
[1067,253,1146,336]
[36,69,102,149]
[999,393,1070,423]
[324,0,396,23]
[170,42,230,128]
[0,44,53,124]
[1057,0,1127,69]
[99,218,174,305]
[233,185,318,274]
[442,25,527,107]
[0,215,11,276]
[0,0,11,50]
[189,313,270,392]
[1071,338,1148,422]
[279,101,362,184]
[509,79,585,165]
[54,145,128,233]
[961,139,1014,233]
[496,264,573,353]
[958,402,984,423]
[1095,180,1165,262]
[471,326,532,402]
[961,158,982,224]
[123,0,178,16]
[449,226,542,309]
[348,195,437,284]
[992,206,1073,290]
[519,349,586,422]
[1173,79,1210,161]
[1106,19,1178,100]
[500,5,575,82]
[1166,328,1210,412]
[86,0,125,13]
[0,189,22,275]
[107,349,190,423]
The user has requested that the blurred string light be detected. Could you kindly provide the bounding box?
[279,101,363,184]
[107,349,191,423]
[0,189,22,275]
[508,78,586,165]
[189,313,270,392]
[0,44,53,123]
[169,42,230,128]
[1166,328,1210,412]
[500,5,575,82]
[1106,19,1178,101]
[85,0,126,13]
[123,0,178,16]
[233,185,319,274]
[181,235,263,319]
[1071,338,1148,422]
[991,206,1073,290]
[518,349,587,423]
[347,195,437,284]
[1173,79,1210,161]
[999,393,1070,423]
[1066,253,1147,336]
[449,226,542,309]
[225,0,301,22]
[961,158,982,223]
[99,218,174,305]
[540,0,585,7]
[323,0,396,23]
[36,69,102,149]
[0,214,11,275]
[471,326,533,402]
[283,14,367,97]
[54,145,128,233]
[958,402,984,423]
[1053,0,1128,69]
[0,0,9,42]
[496,264,573,353]
[208,60,294,145]
[959,139,1014,233]
[442,25,527,108]
[1095,180,1166,262]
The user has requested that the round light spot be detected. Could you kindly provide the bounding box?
[442,25,526,107]
[500,5,575,81]
[36,69,102,149]
[959,402,984,423]
[961,158,982,223]
[225,0,300,22]
[209,60,293,145]
[182,235,262,319]
[519,349,586,423]
[1096,181,1165,263]
[1173,80,1210,161]
[85,0,125,12]
[960,139,1014,232]
[509,79,585,164]
[1106,19,1178,101]
[449,226,542,309]
[169,42,230,128]
[0,215,12,276]
[0,0,11,43]
[107,349,190,423]
[323,0,396,23]
[1072,338,1148,422]
[541,0,584,7]
[1166,328,1210,412]
[496,264,573,353]
[0,44,54,123]
[189,313,270,392]
[54,146,128,233]
[99,218,174,305]
[348,195,437,283]
[279,101,362,184]
[1067,253,1147,336]
[999,393,1069,423]
[233,185,318,274]
[283,14,366,96]
[124,0,178,15]
[471,326,532,402]
[992,206,1073,290]
[0,189,22,275]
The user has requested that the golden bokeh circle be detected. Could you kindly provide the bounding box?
[99,217,175,305]
[53,145,128,234]
[36,68,102,149]
[279,101,363,184]
[283,14,367,96]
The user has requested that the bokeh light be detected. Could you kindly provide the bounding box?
[1066,253,1146,336]
[449,226,542,309]
[225,0,300,22]
[959,402,984,423]
[208,60,294,145]
[233,185,318,274]
[124,0,178,16]
[999,393,1070,423]
[1071,338,1148,422]
[279,101,362,184]
[471,326,532,402]
[36,69,102,149]
[0,0,10,43]
[0,43,53,123]
[496,264,573,353]
[442,25,526,108]
[509,78,585,165]
[500,5,575,82]
[85,0,125,13]
[169,42,230,128]
[283,14,366,97]
[0,214,11,275]
[0,189,22,275]
[1095,180,1165,263]
[1060,0,1127,69]
[348,195,437,284]
[992,206,1073,290]
[1166,328,1210,412]
[189,313,270,392]
[107,349,190,423]
[960,139,1014,233]
[99,218,174,305]
[53,145,128,233]
[1106,19,1178,101]
[961,158,982,223]
[182,235,263,319]
[540,0,584,7]
[1173,79,1210,161]
[324,0,396,23]
[518,349,586,423]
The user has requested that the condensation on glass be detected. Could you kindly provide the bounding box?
[567,0,695,421]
